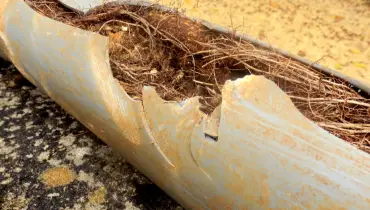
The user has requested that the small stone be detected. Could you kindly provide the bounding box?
[34,139,43,147]
[1,178,13,185]
[69,122,78,129]
[66,147,91,166]
[47,193,60,198]
[59,134,75,147]
[37,151,50,162]
[48,158,62,166]
[6,125,21,132]
[77,171,98,187]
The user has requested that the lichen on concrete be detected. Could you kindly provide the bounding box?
[40,167,76,188]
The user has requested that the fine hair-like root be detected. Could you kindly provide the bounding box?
[26,0,370,153]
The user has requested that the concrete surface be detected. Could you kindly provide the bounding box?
[0,58,182,210]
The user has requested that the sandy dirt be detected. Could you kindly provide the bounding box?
[158,0,370,82]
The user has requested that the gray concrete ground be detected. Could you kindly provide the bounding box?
[0,59,182,210]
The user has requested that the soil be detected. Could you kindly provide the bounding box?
[24,0,370,153]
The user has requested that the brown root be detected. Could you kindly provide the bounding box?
[25,0,370,154]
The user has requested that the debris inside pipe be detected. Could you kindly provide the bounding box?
[25,0,370,153]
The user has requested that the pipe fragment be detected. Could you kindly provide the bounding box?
[0,0,369,209]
